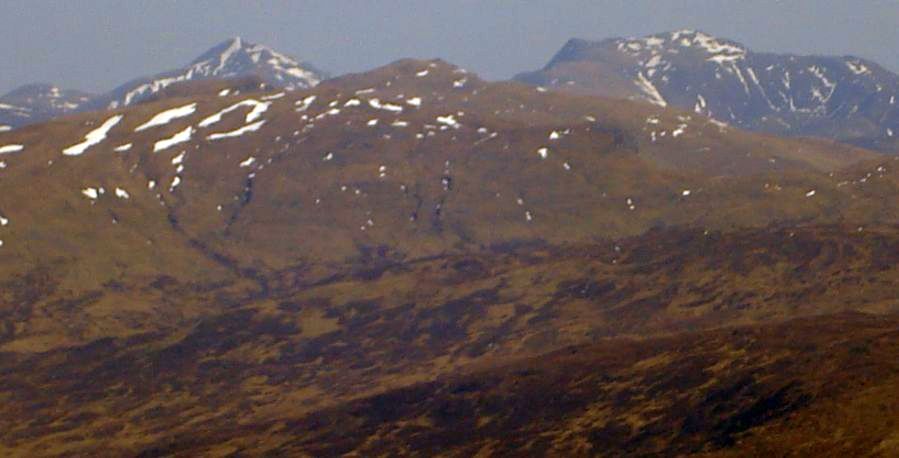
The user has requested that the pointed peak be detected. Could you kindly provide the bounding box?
[100,35,325,109]
[194,36,253,63]
[216,36,247,49]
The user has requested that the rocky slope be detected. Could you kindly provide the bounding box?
[516,30,899,153]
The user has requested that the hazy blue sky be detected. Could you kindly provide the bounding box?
[2,0,898,94]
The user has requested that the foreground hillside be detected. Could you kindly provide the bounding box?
[261,312,899,457]
[1,224,897,456]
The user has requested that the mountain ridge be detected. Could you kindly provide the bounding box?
[516,29,899,153]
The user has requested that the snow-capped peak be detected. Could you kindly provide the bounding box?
[517,30,899,152]
[188,37,323,89]
[104,37,325,109]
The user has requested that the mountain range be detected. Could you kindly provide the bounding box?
[5,30,899,156]
[1,32,898,456]
[516,29,899,153]
[0,37,325,130]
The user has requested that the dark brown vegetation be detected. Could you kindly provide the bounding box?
[1,224,897,456]
[244,312,899,457]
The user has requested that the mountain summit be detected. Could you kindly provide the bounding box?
[98,37,326,109]
[190,37,325,88]
[516,30,899,152]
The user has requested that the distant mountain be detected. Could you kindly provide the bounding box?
[0,83,93,130]
[1,37,325,130]
[92,37,326,110]
[516,30,899,153]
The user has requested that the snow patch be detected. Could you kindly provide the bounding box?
[63,115,124,156]
[634,72,667,107]
[207,120,266,140]
[82,187,100,200]
[0,144,24,154]
[368,98,404,113]
[134,103,197,132]
[846,60,870,75]
[436,114,461,129]
[294,95,317,112]
[199,99,270,127]
[153,126,194,152]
